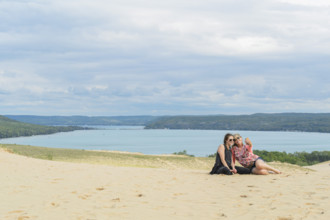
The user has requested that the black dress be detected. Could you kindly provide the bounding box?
[210,146,250,175]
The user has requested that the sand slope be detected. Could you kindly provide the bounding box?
[0,150,329,220]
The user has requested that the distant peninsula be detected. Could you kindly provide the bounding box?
[144,113,330,133]
[0,116,87,139]
[5,115,159,126]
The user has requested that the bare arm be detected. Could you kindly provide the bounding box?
[245,137,253,153]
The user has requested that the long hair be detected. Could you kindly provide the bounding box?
[232,133,241,147]
[223,133,233,145]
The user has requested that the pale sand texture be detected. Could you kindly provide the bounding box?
[0,150,329,220]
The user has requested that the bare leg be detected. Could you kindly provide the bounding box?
[256,160,281,174]
[252,168,269,175]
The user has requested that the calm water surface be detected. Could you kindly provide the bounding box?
[0,126,329,156]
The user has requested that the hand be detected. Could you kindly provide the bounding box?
[231,168,237,174]
[245,137,252,146]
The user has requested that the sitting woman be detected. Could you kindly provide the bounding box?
[232,133,281,175]
[210,133,250,175]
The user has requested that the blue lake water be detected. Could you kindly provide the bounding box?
[0,126,329,156]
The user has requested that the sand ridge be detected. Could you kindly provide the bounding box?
[0,150,329,220]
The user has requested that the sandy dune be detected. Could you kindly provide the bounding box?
[0,149,329,220]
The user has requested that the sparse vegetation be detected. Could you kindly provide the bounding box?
[2,144,328,168]
[173,150,195,157]
[253,150,330,166]
[208,150,330,166]
[0,144,212,170]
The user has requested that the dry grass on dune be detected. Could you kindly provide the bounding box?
[0,144,214,170]
[0,144,313,173]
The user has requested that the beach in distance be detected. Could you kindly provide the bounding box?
[0,145,329,220]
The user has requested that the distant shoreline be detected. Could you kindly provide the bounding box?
[5,113,330,133]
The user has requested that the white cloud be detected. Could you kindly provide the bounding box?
[0,0,330,115]
[279,0,330,7]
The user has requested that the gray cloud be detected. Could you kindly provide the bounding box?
[0,0,330,115]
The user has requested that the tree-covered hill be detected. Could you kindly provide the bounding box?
[5,115,159,126]
[0,115,86,139]
[144,113,330,133]
[4,113,330,133]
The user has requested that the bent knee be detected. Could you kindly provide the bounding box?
[255,159,264,167]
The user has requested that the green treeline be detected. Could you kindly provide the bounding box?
[208,150,330,166]
[0,116,86,139]
[145,113,330,133]
[7,113,330,133]
[253,150,330,166]
[5,115,159,126]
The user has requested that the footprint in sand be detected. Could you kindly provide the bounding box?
[51,202,59,207]
[78,194,91,200]
[277,217,293,220]
[173,193,184,196]
[112,198,120,202]
[7,212,32,220]
[51,178,64,184]
[18,216,30,220]
[8,210,24,214]
[218,212,227,218]
[96,187,105,191]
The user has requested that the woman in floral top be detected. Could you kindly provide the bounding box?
[232,134,281,175]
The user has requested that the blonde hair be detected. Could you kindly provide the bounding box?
[233,133,241,140]
[233,133,241,147]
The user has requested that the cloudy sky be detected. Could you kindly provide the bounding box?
[1,0,330,116]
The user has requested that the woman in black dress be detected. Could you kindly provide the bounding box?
[210,133,250,175]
